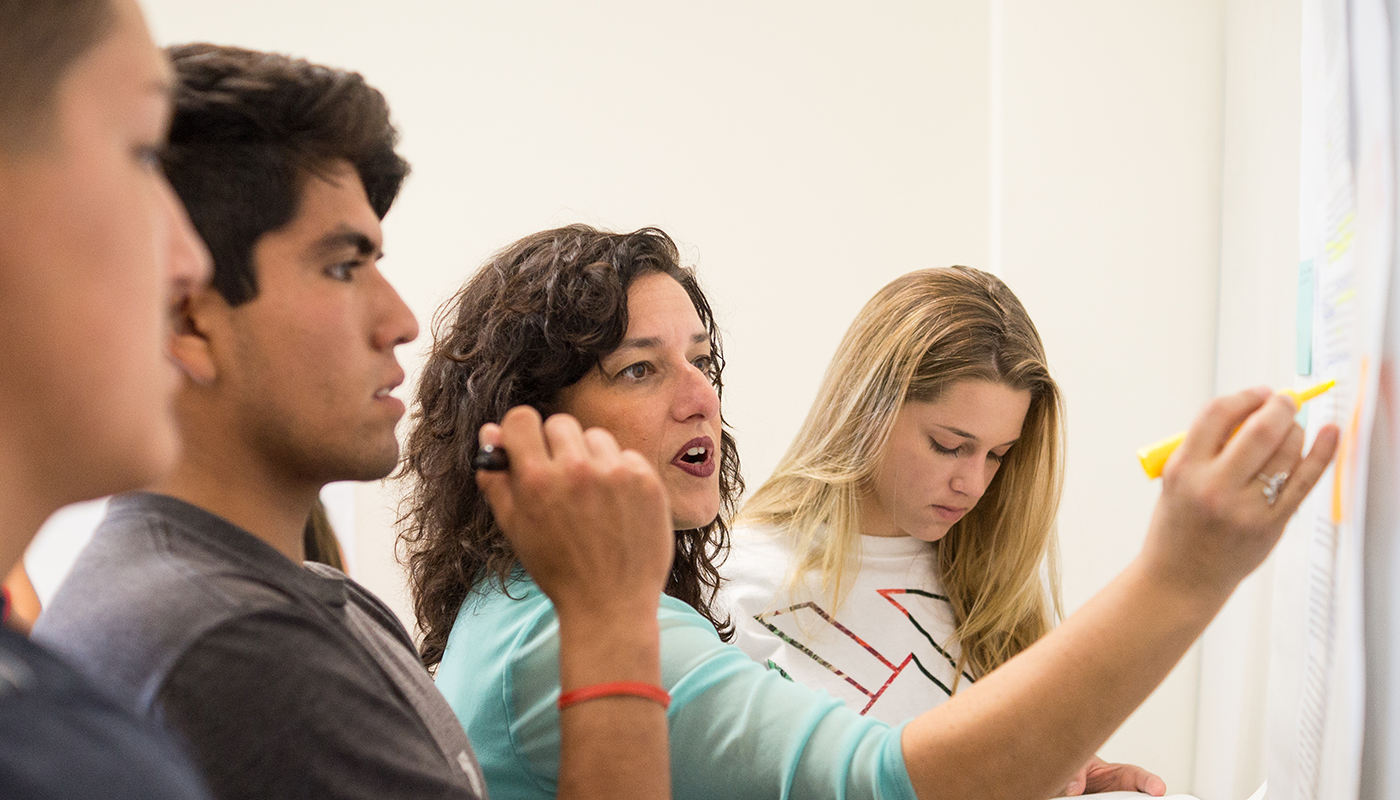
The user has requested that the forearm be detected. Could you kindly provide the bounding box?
[902,555,1228,800]
[555,602,670,800]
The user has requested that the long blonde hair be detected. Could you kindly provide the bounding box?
[740,266,1064,681]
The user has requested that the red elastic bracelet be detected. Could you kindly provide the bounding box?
[557,681,671,711]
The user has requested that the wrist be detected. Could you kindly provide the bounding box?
[556,601,662,690]
[1126,552,1233,624]
[553,591,660,637]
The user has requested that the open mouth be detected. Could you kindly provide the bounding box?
[672,436,716,478]
[374,369,406,400]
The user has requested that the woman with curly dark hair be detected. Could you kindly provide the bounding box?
[399,224,740,672]
[401,223,1337,800]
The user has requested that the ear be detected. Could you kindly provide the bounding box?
[167,287,223,387]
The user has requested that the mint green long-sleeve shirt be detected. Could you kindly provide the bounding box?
[434,578,917,800]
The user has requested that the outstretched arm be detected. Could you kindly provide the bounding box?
[476,407,674,800]
[901,387,1339,800]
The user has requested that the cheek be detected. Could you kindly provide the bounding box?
[52,160,171,405]
[82,169,170,366]
[567,398,661,461]
[889,443,936,491]
[0,137,178,490]
[986,460,1003,486]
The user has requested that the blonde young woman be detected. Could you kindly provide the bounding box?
[723,266,1160,795]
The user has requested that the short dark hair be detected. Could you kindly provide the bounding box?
[162,44,409,306]
[0,0,114,148]
[399,225,742,669]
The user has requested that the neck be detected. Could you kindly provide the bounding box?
[856,487,902,538]
[149,444,315,564]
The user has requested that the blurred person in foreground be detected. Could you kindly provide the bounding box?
[0,0,213,796]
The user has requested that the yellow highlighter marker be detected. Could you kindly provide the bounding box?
[1137,379,1336,479]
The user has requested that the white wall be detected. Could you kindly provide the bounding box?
[995,1,1225,788]
[32,1,1312,794]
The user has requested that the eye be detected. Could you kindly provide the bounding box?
[618,362,653,381]
[134,143,165,172]
[325,261,358,282]
[930,439,961,456]
[691,354,718,382]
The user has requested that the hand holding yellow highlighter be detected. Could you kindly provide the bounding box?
[1137,379,1336,479]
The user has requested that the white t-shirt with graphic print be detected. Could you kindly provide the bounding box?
[720,523,972,726]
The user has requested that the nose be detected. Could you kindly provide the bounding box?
[948,456,993,501]
[161,178,212,296]
[371,268,420,351]
[672,359,720,423]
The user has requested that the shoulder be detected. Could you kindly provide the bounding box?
[655,594,763,689]
[160,611,482,800]
[163,607,377,702]
[433,580,565,798]
[158,609,413,751]
[719,522,810,613]
[35,529,290,715]
[436,579,556,702]
[724,522,800,582]
[306,562,417,651]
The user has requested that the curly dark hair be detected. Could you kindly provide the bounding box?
[162,43,409,306]
[399,224,742,669]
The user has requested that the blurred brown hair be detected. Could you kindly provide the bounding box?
[0,0,115,148]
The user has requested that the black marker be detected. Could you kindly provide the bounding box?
[474,443,510,471]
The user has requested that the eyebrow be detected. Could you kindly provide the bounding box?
[933,424,1020,449]
[613,332,709,352]
[307,228,382,260]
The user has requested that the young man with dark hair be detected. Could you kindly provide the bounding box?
[35,43,678,800]
[32,44,481,800]
[0,0,213,796]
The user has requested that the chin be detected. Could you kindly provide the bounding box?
[671,507,720,532]
[911,526,953,544]
[327,443,401,483]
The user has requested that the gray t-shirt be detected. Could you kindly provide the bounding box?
[34,492,487,800]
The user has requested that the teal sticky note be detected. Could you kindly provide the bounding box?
[1297,259,1314,376]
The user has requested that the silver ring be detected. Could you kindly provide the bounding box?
[1256,471,1289,505]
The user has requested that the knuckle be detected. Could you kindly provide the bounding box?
[1197,486,1231,519]
[1206,395,1237,418]
[517,464,552,496]
[503,405,541,426]
[583,426,618,446]
[1160,460,1183,485]
[560,456,588,480]
[543,412,581,434]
